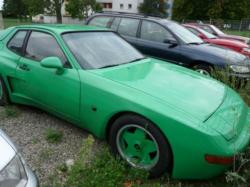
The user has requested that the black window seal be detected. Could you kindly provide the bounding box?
[23,30,72,69]
[7,29,29,57]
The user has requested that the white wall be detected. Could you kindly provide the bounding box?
[112,0,143,13]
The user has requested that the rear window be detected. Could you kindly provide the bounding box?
[88,16,112,28]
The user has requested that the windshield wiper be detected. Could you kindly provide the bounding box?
[127,57,147,63]
[100,57,146,69]
[100,64,120,69]
[188,42,202,45]
[188,42,206,45]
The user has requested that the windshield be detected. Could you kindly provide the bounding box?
[210,25,224,35]
[197,28,217,39]
[62,32,144,69]
[168,23,204,44]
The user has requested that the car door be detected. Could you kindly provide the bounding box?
[108,17,141,46]
[135,20,183,64]
[15,30,80,121]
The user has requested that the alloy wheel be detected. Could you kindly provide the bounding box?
[116,124,159,170]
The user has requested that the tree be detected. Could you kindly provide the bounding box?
[45,0,64,23]
[138,0,166,16]
[23,0,45,16]
[3,0,28,18]
[172,0,250,21]
[66,0,102,19]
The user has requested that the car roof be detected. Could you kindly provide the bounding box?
[14,24,109,34]
[91,12,173,23]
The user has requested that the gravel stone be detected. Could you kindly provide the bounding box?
[0,105,94,185]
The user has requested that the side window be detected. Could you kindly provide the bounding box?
[186,27,200,36]
[140,21,175,43]
[25,31,69,67]
[117,18,140,37]
[110,17,121,31]
[88,16,112,28]
[8,30,27,55]
[200,26,213,34]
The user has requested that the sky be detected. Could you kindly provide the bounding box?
[0,0,3,10]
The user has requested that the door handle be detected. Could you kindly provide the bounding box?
[19,64,30,71]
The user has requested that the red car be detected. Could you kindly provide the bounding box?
[188,23,250,45]
[183,24,250,57]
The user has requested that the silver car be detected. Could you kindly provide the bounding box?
[0,130,38,187]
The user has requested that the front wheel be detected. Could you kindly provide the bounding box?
[108,114,172,178]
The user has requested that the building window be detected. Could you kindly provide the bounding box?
[120,4,124,9]
[128,4,132,9]
[103,3,112,9]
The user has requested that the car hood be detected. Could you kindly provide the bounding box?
[0,130,16,171]
[220,34,250,44]
[209,38,248,48]
[93,59,226,122]
[183,43,248,64]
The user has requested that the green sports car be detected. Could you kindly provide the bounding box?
[0,25,249,179]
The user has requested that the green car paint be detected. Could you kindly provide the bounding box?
[0,25,249,179]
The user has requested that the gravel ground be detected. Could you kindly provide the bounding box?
[0,105,96,186]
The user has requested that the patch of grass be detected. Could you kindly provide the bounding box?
[224,30,250,38]
[39,148,53,161]
[45,128,63,143]
[65,135,149,187]
[46,136,250,187]
[4,106,20,117]
[3,18,32,28]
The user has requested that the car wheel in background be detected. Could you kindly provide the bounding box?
[193,64,212,76]
[109,114,172,178]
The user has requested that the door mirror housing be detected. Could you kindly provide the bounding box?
[41,57,64,74]
[164,39,178,47]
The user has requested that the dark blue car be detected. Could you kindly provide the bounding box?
[86,12,250,79]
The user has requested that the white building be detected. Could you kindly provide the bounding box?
[97,0,143,13]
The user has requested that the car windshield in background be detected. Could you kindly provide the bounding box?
[62,32,144,69]
[198,28,217,39]
[210,25,225,35]
[168,23,204,44]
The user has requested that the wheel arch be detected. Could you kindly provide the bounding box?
[105,111,174,173]
[191,60,215,69]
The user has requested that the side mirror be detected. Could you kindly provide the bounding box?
[41,57,64,74]
[164,39,178,47]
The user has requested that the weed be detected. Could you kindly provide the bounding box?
[57,163,68,173]
[65,135,149,187]
[4,106,20,117]
[45,128,63,143]
[39,148,53,161]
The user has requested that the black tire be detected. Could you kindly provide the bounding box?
[0,77,9,106]
[193,64,212,76]
[108,114,172,178]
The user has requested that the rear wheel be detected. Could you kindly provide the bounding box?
[109,114,172,178]
[0,77,9,106]
[193,64,212,76]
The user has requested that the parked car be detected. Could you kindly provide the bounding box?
[86,13,250,78]
[32,14,44,23]
[0,129,38,187]
[190,23,250,44]
[183,24,250,57]
[0,25,249,179]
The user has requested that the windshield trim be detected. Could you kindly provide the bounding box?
[61,31,144,70]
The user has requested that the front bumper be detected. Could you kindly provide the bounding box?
[25,165,38,187]
[171,107,250,179]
